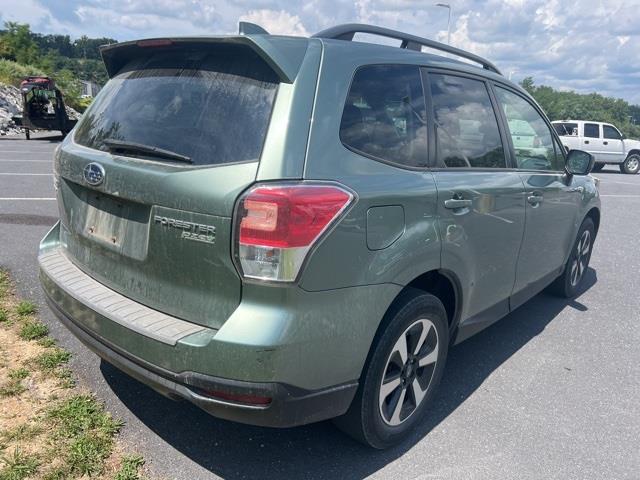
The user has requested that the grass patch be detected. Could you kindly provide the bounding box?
[114,454,146,480]
[0,270,144,478]
[34,348,71,372]
[0,447,39,480]
[18,320,48,341]
[15,302,36,317]
[0,369,30,397]
[46,395,123,476]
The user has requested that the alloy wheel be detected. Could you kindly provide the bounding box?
[570,229,591,287]
[378,318,439,426]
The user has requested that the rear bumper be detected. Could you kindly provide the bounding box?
[43,286,357,428]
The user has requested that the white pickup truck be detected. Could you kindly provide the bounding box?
[552,120,640,174]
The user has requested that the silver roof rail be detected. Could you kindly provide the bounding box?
[312,23,502,76]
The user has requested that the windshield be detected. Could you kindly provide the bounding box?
[74,47,279,166]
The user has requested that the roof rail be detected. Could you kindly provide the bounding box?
[312,23,502,76]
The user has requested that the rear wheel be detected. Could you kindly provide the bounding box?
[592,163,605,172]
[620,154,640,174]
[334,289,448,449]
[549,217,595,298]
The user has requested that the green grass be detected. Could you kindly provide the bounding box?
[15,302,36,317]
[34,348,71,372]
[0,369,30,398]
[0,309,8,323]
[7,369,29,381]
[18,320,48,341]
[0,424,43,444]
[0,447,39,480]
[36,337,56,348]
[46,395,123,476]
[114,454,145,480]
[0,271,8,300]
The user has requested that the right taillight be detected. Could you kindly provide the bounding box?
[234,183,354,282]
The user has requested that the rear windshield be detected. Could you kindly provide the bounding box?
[74,46,279,166]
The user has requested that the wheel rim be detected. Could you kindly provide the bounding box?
[627,157,639,172]
[378,318,439,426]
[570,229,591,287]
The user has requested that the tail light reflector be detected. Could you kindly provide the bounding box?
[234,183,354,282]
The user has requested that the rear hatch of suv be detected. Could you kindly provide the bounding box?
[53,37,310,330]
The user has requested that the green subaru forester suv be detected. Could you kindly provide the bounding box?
[39,23,600,448]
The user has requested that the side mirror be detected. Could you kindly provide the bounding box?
[566,149,594,176]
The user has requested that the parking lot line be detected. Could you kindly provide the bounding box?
[599,194,640,198]
[0,173,53,176]
[0,198,56,201]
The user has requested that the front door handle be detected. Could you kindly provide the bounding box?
[444,199,472,209]
[527,194,544,205]
[584,140,590,144]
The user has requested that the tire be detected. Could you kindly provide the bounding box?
[25,129,30,140]
[333,289,449,449]
[549,217,595,298]
[620,154,640,174]
[592,163,605,172]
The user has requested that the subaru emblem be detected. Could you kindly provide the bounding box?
[83,163,105,186]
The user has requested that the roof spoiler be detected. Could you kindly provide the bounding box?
[313,23,502,76]
[100,29,307,83]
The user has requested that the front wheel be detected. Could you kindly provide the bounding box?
[620,154,640,174]
[333,290,448,449]
[549,217,595,298]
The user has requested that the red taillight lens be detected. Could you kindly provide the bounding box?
[235,184,353,282]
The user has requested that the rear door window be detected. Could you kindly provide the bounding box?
[584,123,600,138]
[428,73,506,168]
[74,46,279,166]
[340,65,428,168]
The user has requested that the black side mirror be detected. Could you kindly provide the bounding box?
[566,149,594,176]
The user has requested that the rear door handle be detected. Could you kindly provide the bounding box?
[444,199,472,209]
[527,194,544,205]
[603,141,608,145]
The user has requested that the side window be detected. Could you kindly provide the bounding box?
[584,123,600,138]
[603,125,622,140]
[494,87,564,171]
[429,74,505,168]
[554,122,578,136]
[340,65,427,167]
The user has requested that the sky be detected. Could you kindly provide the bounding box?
[1,0,639,104]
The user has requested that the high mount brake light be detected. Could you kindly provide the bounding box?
[136,39,174,48]
[234,184,354,282]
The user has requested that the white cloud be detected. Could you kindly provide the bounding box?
[239,9,308,36]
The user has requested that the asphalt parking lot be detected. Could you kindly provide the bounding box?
[1,133,639,479]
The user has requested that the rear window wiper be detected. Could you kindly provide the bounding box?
[103,139,192,164]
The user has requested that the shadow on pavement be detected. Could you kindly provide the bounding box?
[101,268,597,479]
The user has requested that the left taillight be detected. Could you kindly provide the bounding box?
[233,183,354,282]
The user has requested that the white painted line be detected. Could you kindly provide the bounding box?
[0,197,56,201]
[0,160,51,163]
[0,173,52,176]
[599,194,640,198]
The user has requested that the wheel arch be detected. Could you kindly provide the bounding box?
[626,149,640,158]
[585,206,600,235]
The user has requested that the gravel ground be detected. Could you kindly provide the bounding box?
[1,133,639,480]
